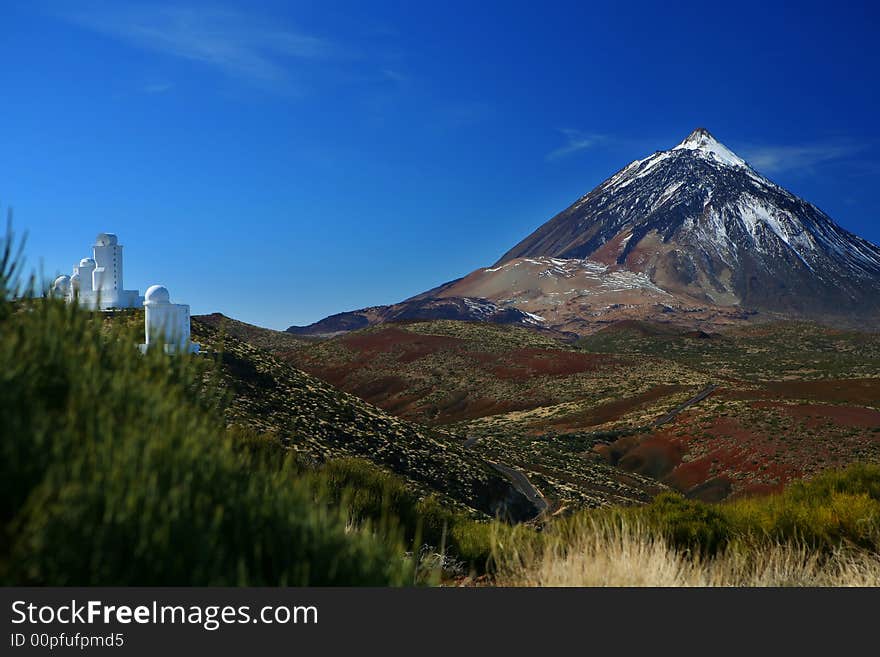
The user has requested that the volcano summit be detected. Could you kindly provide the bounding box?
[291,129,880,336]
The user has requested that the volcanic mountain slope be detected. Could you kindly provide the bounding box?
[291,128,880,336]
[407,255,755,335]
[498,128,880,320]
[287,296,550,338]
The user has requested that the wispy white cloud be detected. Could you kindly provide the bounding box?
[546,129,607,161]
[741,140,866,174]
[142,81,173,94]
[380,68,407,84]
[59,4,338,87]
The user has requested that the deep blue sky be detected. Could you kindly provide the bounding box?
[3,1,879,329]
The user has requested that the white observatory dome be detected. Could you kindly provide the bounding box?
[79,257,96,267]
[95,232,118,246]
[144,284,171,304]
[52,275,71,294]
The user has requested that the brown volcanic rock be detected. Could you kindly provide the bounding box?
[411,255,757,335]
[287,296,553,337]
[189,317,538,518]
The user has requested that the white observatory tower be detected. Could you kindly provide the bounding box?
[53,232,141,309]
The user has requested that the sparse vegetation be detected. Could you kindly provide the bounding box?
[189,318,533,519]
[495,464,880,585]
[272,316,880,508]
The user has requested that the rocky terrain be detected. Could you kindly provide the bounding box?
[197,314,670,509]
[264,316,880,505]
[190,316,536,519]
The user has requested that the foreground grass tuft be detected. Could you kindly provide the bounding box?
[496,464,880,586]
[497,518,880,586]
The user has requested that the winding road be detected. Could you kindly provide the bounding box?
[650,384,718,428]
[488,461,550,517]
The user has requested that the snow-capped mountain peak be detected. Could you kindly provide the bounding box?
[294,127,880,338]
[672,127,749,168]
[496,128,880,320]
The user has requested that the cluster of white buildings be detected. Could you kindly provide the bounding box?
[52,233,198,354]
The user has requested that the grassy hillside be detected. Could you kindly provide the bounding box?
[260,317,879,506]
[187,316,534,519]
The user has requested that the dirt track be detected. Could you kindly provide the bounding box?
[489,461,550,518]
[651,384,718,428]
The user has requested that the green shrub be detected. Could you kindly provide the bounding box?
[785,463,880,503]
[573,493,732,556]
[9,440,409,585]
[311,458,516,572]
[635,493,731,555]
[722,465,880,551]
[0,227,410,585]
[319,458,417,530]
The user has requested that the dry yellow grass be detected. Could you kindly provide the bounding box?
[497,520,880,587]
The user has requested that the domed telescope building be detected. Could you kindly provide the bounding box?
[52,231,199,355]
[138,285,200,354]
[52,232,142,309]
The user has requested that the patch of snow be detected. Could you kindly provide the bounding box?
[673,128,749,169]
[737,195,816,255]
[462,298,498,316]
[651,181,685,211]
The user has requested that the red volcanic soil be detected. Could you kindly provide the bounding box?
[617,436,686,479]
[551,385,687,431]
[471,348,620,380]
[293,328,468,414]
[329,328,620,378]
[752,401,880,429]
[293,327,623,425]
[339,327,462,364]
[599,401,880,501]
[717,378,880,406]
